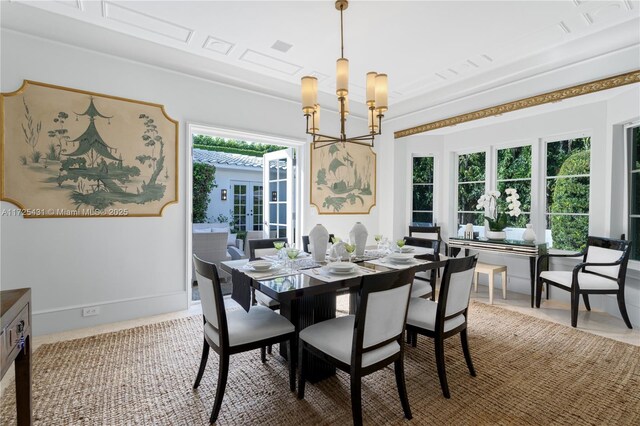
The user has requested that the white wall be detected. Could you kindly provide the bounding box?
[0,30,385,334]
[0,30,305,334]
[389,86,640,326]
[204,166,262,225]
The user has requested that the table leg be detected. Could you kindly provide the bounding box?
[529,257,536,308]
[14,335,32,426]
[280,294,337,383]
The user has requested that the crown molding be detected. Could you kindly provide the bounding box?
[394,70,640,139]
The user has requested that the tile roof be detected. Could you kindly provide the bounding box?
[193,148,263,168]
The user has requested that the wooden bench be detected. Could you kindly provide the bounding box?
[474,262,507,305]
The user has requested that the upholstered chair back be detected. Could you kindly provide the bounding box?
[438,256,478,320]
[583,236,632,279]
[248,238,287,260]
[356,268,415,351]
[192,255,227,343]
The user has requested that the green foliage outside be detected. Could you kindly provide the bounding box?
[457,152,486,226]
[550,149,590,252]
[193,135,285,157]
[412,157,434,224]
[496,145,532,228]
[193,163,216,223]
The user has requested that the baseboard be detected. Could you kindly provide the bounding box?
[32,291,189,335]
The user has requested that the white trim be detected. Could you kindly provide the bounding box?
[32,291,186,315]
[407,153,438,228]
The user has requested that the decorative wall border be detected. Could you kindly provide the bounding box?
[394,70,640,139]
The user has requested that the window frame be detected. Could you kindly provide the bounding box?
[453,148,489,233]
[541,130,592,252]
[409,154,437,226]
[624,121,640,265]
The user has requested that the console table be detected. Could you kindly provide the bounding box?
[1,288,32,425]
[448,238,547,307]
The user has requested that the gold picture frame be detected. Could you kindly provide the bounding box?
[1,80,178,218]
[310,143,376,214]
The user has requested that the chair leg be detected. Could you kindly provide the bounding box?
[287,339,295,392]
[297,344,307,399]
[193,338,210,389]
[473,271,478,293]
[434,337,450,398]
[571,289,580,328]
[535,278,543,308]
[582,293,591,311]
[617,292,633,329]
[502,271,507,300]
[460,329,476,377]
[394,358,412,420]
[488,273,494,305]
[411,331,418,348]
[261,347,266,363]
[350,374,363,426]
[210,353,229,424]
[406,330,412,345]
[267,345,272,355]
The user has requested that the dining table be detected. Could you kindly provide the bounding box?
[220,245,447,383]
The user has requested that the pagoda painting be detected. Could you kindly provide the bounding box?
[1,81,178,217]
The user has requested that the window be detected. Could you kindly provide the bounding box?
[233,184,247,231]
[457,152,486,228]
[545,137,591,251]
[496,145,532,228]
[628,125,640,261]
[253,184,263,231]
[411,156,434,225]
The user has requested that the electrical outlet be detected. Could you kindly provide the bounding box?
[82,306,100,317]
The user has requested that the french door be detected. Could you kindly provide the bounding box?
[231,181,263,231]
[263,149,295,242]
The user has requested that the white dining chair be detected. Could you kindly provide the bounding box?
[192,255,296,424]
[297,268,416,426]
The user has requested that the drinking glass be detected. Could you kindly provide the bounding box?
[396,239,406,251]
[345,243,356,262]
[287,247,300,272]
[374,234,383,252]
[274,241,285,260]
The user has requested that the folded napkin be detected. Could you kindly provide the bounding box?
[231,269,252,312]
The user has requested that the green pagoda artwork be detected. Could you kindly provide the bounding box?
[310,142,376,214]
[1,81,178,217]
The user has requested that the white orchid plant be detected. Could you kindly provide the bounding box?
[476,188,522,231]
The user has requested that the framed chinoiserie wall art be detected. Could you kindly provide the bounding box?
[1,80,178,218]
[310,142,376,214]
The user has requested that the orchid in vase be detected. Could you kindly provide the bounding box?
[476,188,521,234]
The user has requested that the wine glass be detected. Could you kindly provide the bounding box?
[345,243,356,262]
[396,239,406,252]
[286,247,300,272]
[274,241,285,260]
[374,234,383,251]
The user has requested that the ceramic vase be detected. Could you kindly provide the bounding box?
[464,223,474,239]
[522,224,536,242]
[309,224,329,262]
[349,222,368,256]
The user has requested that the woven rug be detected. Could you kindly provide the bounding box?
[1,302,639,425]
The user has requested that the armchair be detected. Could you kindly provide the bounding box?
[536,236,632,329]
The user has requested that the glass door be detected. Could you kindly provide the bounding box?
[232,181,263,231]
[263,149,295,242]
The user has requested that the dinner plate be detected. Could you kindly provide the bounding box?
[245,262,281,273]
[247,260,274,271]
[328,268,357,275]
[400,246,415,253]
[329,262,356,274]
[386,254,415,263]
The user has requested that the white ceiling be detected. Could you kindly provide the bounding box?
[2,0,639,121]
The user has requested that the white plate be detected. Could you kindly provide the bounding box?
[247,260,274,271]
[329,268,357,275]
[329,262,356,273]
[387,254,414,263]
[400,246,415,253]
[245,262,281,273]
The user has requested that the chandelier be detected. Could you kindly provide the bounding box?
[301,0,388,149]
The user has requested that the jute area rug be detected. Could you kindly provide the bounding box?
[1,301,638,425]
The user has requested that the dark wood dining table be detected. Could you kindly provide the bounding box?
[220,256,446,383]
